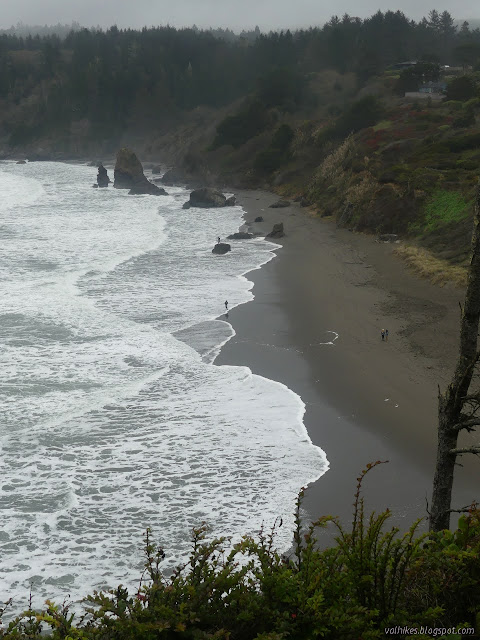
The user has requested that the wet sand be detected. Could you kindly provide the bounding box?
[215,191,479,538]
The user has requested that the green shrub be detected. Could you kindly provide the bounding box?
[415,189,472,233]
[2,464,478,639]
[212,100,270,149]
[446,76,478,102]
[253,124,294,174]
[448,132,480,152]
[443,100,463,111]
[452,107,476,129]
[464,97,480,111]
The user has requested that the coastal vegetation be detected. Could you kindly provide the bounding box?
[1,466,479,639]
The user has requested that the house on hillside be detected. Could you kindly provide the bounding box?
[418,81,446,94]
[404,81,446,101]
[390,61,417,70]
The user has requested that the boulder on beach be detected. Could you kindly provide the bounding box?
[212,243,231,254]
[184,187,227,209]
[377,233,399,243]
[97,164,111,188]
[254,216,264,222]
[269,199,291,208]
[227,232,253,240]
[114,148,168,195]
[225,195,236,206]
[266,223,285,238]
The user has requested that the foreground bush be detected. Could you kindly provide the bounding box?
[1,463,478,639]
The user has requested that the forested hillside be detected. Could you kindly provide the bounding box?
[3,9,480,275]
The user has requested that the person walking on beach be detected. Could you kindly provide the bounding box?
[225,300,229,311]
[385,328,389,341]
[381,329,385,341]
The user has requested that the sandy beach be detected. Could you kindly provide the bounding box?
[215,191,479,538]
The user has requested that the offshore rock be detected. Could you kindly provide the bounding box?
[97,164,111,188]
[16,160,26,164]
[212,243,231,254]
[161,167,187,186]
[227,232,253,240]
[114,148,145,189]
[266,223,285,238]
[185,187,227,208]
[129,182,168,196]
[254,216,264,222]
[114,148,167,195]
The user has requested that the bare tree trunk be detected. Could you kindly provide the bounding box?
[430,182,480,531]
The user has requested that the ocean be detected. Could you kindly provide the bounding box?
[0,161,327,613]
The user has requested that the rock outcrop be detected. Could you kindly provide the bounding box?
[114,148,167,195]
[129,182,168,195]
[184,187,228,209]
[212,243,231,254]
[97,164,111,188]
[269,199,291,208]
[266,223,285,238]
[151,165,162,174]
[227,232,253,240]
[161,167,187,186]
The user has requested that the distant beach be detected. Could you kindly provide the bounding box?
[215,190,479,536]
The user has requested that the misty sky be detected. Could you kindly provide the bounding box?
[1,0,479,32]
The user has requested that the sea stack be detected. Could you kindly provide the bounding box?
[96,164,111,187]
[113,148,168,195]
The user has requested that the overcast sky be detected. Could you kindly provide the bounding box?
[1,0,479,32]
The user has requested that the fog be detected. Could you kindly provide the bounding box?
[1,0,478,32]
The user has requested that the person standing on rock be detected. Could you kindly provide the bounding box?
[217,237,221,244]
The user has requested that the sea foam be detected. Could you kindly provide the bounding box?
[0,161,327,613]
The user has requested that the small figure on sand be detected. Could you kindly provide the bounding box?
[385,328,389,341]
[225,300,229,310]
[217,236,221,244]
[381,329,385,341]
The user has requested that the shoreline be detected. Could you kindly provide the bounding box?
[215,190,478,537]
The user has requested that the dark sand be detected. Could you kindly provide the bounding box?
[215,191,479,538]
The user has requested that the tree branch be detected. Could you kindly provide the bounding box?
[448,502,479,514]
[450,446,480,456]
[451,418,480,432]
